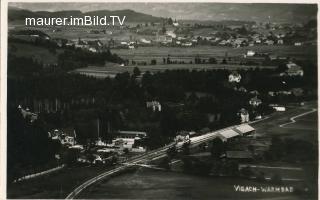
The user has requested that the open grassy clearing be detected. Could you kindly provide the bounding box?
[78,168,307,200]
[111,45,317,62]
[7,165,108,199]
[73,63,276,79]
[252,103,318,144]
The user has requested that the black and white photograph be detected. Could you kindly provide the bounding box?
[2,1,319,199]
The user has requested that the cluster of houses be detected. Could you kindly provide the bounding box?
[146,101,162,112]
[18,105,38,122]
[48,127,148,165]
[68,38,104,52]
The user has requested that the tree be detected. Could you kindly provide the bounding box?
[221,58,227,64]
[167,18,173,25]
[161,26,167,34]
[210,138,224,160]
[256,171,266,182]
[208,57,217,64]
[159,156,171,170]
[182,141,190,155]
[240,166,254,178]
[271,173,282,184]
[167,145,177,159]
[151,59,157,65]
[133,67,141,77]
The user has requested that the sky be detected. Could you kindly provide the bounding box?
[9,3,317,22]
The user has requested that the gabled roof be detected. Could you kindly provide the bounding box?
[234,124,255,134]
[218,129,240,139]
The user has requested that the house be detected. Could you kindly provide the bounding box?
[61,136,75,146]
[265,40,274,45]
[269,104,286,111]
[291,88,304,97]
[238,86,247,93]
[166,30,176,38]
[239,108,249,123]
[234,124,255,136]
[249,90,259,96]
[111,130,147,150]
[277,39,284,44]
[228,72,241,83]
[268,91,275,96]
[95,138,107,147]
[246,50,255,57]
[249,96,262,107]
[49,127,77,146]
[286,63,304,76]
[146,101,161,112]
[294,42,302,46]
[140,38,151,44]
[88,47,97,52]
[18,106,38,122]
[115,131,147,139]
[280,62,304,76]
[182,42,192,47]
[175,131,194,142]
[217,129,240,142]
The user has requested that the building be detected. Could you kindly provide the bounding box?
[228,72,241,83]
[281,62,304,76]
[18,106,38,122]
[146,101,162,112]
[269,104,286,111]
[49,128,77,146]
[265,40,274,45]
[111,130,147,150]
[277,39,284,44]
[249,96,262,107]
[239,108,249,123]
[246,50,255,57]
[61,136,75,146]
[294,42,303,46]
[115,131,147,139]
[234,124,255,136]
[217,129,240,142]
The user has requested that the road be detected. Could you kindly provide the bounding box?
[279,108,317,128]
[65,103,317,199]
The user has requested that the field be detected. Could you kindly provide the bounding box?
[73,62,276,78]
[111,45,317,64]
[78,168,310,200]
[251,102,318,144]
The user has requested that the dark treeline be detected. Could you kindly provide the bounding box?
[8,64,317,143]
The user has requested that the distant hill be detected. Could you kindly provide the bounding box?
[8,7,163,23]
[85,9,162,22]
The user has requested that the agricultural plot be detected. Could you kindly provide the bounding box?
[78,168,302,200]
[252,103,318,144]
[73,63,276,79]
[111,45,317,65]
